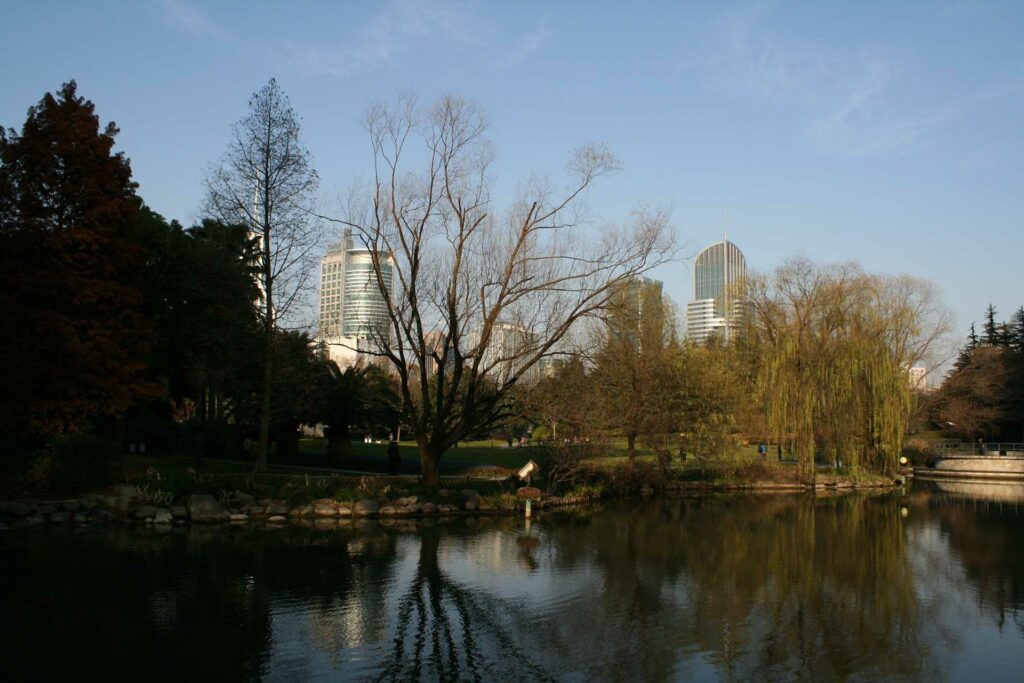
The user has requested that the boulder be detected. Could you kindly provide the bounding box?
[500,500,516,512]
[49,511,71,523]
[61,499,81,512]
[421,502,438,514]
[267,515,287,523]
[135,505,158,520]
[170,505,188,519]
[72,511,90,523]
[379,506,397,516]
[314,499,339,517]
[79,496,100,511]
[153,508,173,524]
[265,501,289,516]
[459,489,480,500]
[353,499,379,516]
[21,514,45,527]
[438,489,451,498]
[337,505,353,517]
[35,503,57,515]
[186,494,230,523]
[405,503,422,514]
[227,492,256,511]
[290,504,313,517]
[463,498,479,512]
[437,504,455,514]
[111,485,138,500]
[229,513,249,522]
[0,502,31,517]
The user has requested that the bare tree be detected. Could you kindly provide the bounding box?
[206,78,321,472]
[328,95,676,485]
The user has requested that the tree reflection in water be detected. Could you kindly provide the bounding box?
[3,487,1024,680]
[379,523,555,682]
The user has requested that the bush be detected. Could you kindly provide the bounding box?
[26,434,118,493]
[902,438,933,467]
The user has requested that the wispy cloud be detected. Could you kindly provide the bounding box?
[283,0,548,78]
[688,2,1022,156]
[499,24,552,68]
[158,0,230,40]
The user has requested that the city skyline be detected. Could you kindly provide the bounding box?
[3,1,1022,337]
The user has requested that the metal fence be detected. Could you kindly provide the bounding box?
[932,442,1024,456]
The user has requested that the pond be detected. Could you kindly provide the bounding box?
[2,481,1023,681]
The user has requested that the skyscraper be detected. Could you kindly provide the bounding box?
[686,239,747,343]
[317,231,394,367]
[607,276,664,349]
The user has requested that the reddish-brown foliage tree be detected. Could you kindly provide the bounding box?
[0,81,152,438]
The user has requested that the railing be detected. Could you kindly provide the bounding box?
[932,442,1024,456]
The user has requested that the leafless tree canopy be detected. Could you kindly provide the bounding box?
[331,94,676,481]
[206,78,321,330]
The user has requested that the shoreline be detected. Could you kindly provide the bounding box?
[0,477,907,530]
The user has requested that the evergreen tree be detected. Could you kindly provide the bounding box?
[982,303,999,345]
[953,322,978,372]
[0,81,151,438]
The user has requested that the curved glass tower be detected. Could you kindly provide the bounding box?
[686,240,746,343]
[317,231,394,366]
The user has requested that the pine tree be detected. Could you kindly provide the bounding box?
[0,81,151,438]
[953,323,978,372]
[982,303,999,346]
[1008,307,1024,353]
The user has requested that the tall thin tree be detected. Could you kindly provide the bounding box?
[206,79,320,472]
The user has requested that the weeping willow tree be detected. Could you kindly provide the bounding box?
[747,259,951,480]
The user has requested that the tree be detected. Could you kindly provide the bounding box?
[747,259,952,478]
[982,303,1000,346]
[206,78,321,472]
[674,340,746,475]
[317,361,400,463]
[0,81,151,440]
[137,208,262,457]
[332,95,675,485]
[591,279,676,463]
[934,303,1024,441]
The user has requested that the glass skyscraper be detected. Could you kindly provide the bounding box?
[317,231,394,366]
[686,239,746,343]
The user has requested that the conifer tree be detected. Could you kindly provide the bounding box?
[0,81,150,438]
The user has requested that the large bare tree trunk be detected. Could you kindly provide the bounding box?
[419,443,442,487]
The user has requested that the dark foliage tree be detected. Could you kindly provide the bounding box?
[0,81,151,440]
[135,207,262,457]
[935,304,1024,441]
[316,361,400,463]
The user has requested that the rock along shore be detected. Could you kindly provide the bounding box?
[0,485,607,530]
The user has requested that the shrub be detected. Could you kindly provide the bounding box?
[26,434,118,493]
[902,438,933,467]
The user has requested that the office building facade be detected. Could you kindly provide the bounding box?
[317,231,395,367]
[686,239,747,343]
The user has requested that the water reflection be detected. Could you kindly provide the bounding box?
[1,486,1022,681]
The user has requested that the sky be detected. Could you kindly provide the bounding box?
[2,0,1023,350]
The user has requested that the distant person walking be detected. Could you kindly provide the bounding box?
[758,441,767,460]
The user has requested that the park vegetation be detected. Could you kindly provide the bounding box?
[2,78,1007,494]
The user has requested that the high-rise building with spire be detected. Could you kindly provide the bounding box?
[686,231,747,343]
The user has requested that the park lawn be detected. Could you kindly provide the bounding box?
[299,437,540,470]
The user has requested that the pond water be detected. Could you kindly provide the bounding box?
[2,481,1023,682]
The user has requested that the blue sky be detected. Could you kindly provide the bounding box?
[2,0,1023,343]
